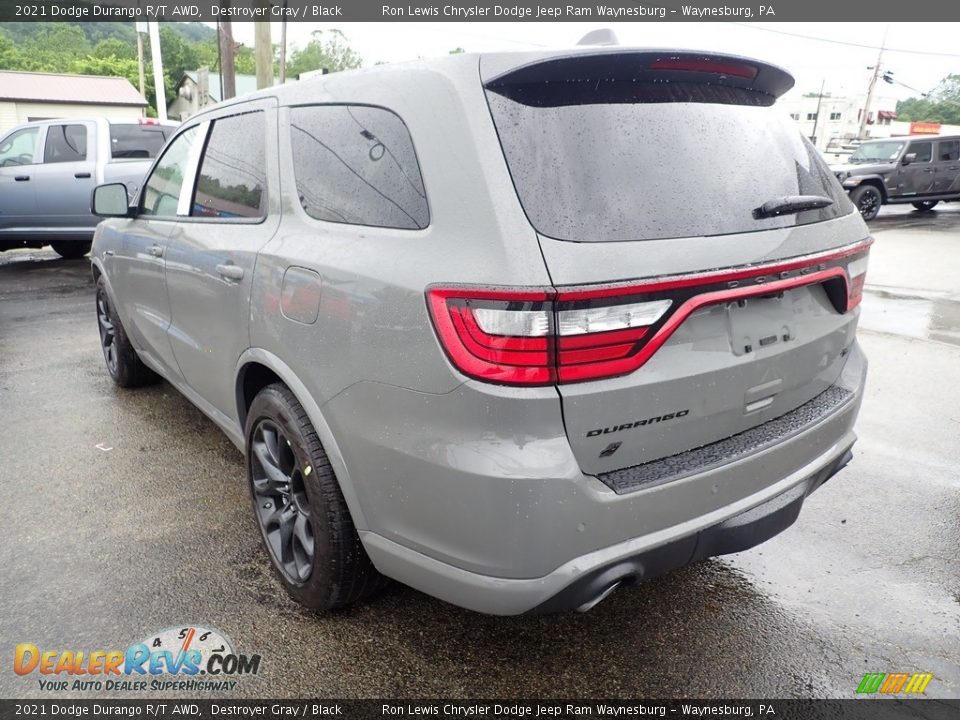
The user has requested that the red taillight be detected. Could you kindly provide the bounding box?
[427,288,671,386]
[427,240,872,387]
[649,57,758,79]
[426,287,555,385]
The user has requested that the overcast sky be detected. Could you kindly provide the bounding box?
[223,22,960,102]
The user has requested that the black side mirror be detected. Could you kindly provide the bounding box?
[92,183,132,217]
[901,153,917,166]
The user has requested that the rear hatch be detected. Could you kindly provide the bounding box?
[482,50,871,477]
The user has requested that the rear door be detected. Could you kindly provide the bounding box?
[163,100,279,422]
[32,122,97,230]
[900,140,936,196]
[482,51,870,476]
[933,138,960,194]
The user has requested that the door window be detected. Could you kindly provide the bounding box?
[0,127,39,166]
[908,142,932,163]
[191,112,266,219]
[141,126,201,218]
[43,124,88,163]
[936,140,959,162]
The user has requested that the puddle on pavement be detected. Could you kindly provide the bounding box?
[859,291,960,347]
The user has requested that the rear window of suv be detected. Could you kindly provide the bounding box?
[486,79,852,242]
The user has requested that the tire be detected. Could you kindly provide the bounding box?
[912,200,940,211]
[245,383,388,610]
[51,242,91,259]
[849,185,882,221]
[95,276,160,388]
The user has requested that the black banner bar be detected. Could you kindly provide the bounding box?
[2,700,960,720]
[1,0,958,22]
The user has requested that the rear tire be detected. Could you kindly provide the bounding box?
[912,200,940,211]
[95,276,160,388]
[245,383,388,610]
[52,242,91,259]
[850,185,882,221]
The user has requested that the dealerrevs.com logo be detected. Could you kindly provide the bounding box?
[14,626,262,693]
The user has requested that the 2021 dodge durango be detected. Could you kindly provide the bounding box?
[90,48,871,615]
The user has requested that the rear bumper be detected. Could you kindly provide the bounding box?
[531,445,851,613]
[334,341,867,615]
[361,434,856,615]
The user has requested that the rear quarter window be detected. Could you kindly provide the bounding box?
[289,105,428,230]
[486,81,853,242]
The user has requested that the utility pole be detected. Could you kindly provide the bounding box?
[218,18,237,101]
[147,21,167,121]
[135,22,146,98]
[255,21,273,90]
[280,17,288,84]
[858,27,888,140]
[811,78,826,149]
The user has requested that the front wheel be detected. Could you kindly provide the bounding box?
[245,383,388,610]
[912,200,940,211]
[95,276,159,388]
[849,185,882,221]
[51,242,91,259]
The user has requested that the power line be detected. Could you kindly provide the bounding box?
[731,23,960,58]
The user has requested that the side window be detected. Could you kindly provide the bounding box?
[0,127,39,166]
[909,142,932,163]
[192,112,266,219]
[289,105,428,230]
[43,124,88,163]
[141,126,201,218]
[937,140,959,162]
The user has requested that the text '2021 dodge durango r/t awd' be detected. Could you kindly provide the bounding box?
[91,48,871,615]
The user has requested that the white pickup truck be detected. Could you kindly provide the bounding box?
[0,118,175,258]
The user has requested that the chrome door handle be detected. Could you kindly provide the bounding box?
[147,245,164,258]
[216,263,244,281]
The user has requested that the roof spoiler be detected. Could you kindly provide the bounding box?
[484,50,795,102]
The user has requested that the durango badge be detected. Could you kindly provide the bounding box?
[587,410,691,437]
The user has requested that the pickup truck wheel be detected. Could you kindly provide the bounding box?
[51,242,91,259]
[95,277,160,388]
[850,185,882,221]
[246,383,388,610]
[912,200,940,211]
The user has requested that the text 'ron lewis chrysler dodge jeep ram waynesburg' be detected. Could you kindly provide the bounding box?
[90,48,871,615]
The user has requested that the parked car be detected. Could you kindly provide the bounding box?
[90,49,871,615]
[0,118,175,258]
[831,135,960,220]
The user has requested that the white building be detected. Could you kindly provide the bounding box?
[0,71,147,134]
[779,92,900,152]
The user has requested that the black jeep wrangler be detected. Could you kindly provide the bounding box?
[831,135,960,220]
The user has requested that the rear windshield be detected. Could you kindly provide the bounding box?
[486,82,852,242]
[109,124,169,160]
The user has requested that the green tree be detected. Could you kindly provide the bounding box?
[895,74,960,126]
[286,30,362,78]
[93,38,135,61]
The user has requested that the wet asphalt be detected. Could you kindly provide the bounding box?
[0,205,958,700]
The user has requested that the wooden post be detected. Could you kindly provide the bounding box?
[218,17,237,101]
[255,21,273,90]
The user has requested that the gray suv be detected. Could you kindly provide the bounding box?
[91,49,871,615]
[832,135,960,220]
